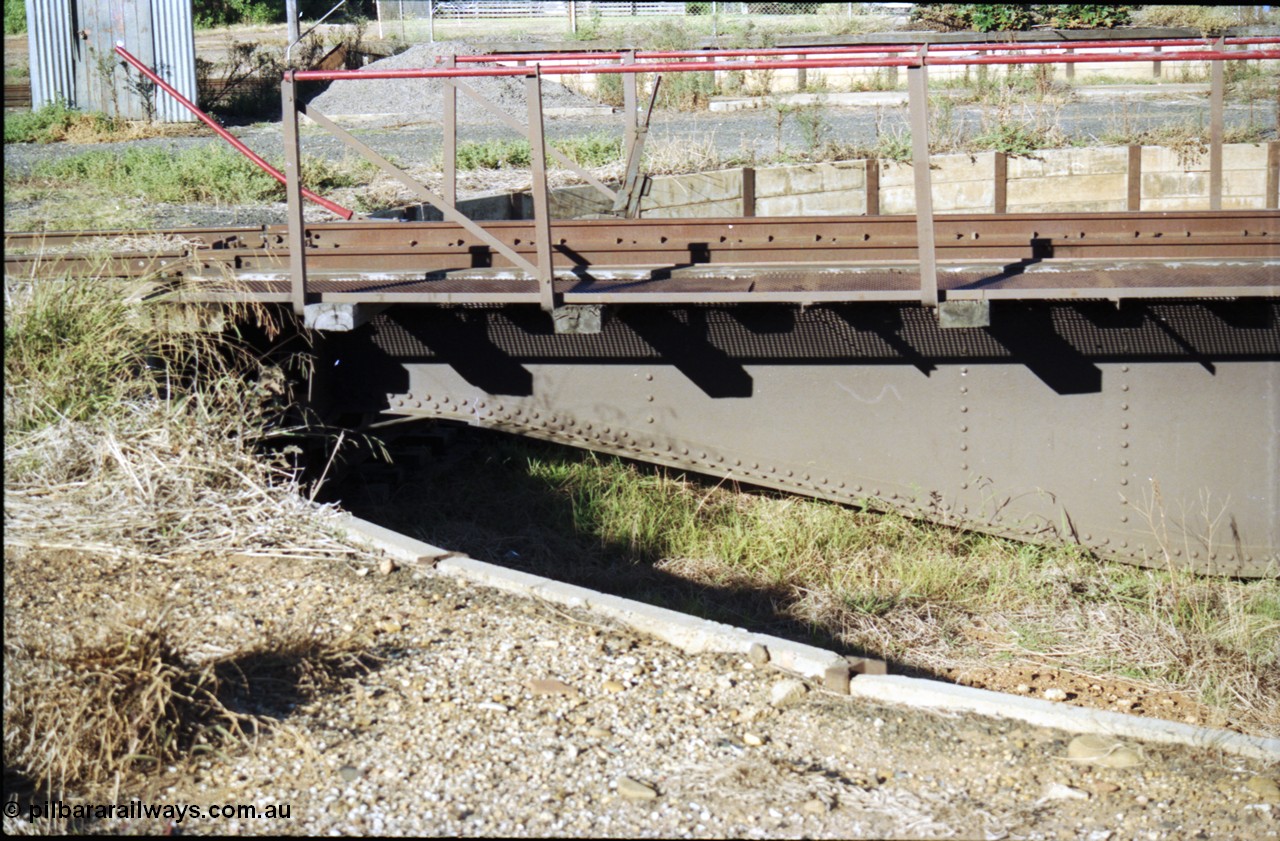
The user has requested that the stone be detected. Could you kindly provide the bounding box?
[1039,782,1090,803]
[743,732,764,747]
[1090,781,1121,796]
[1043,688,1068,701]
[338,765,361,782]
[617,776,659,800]
[770,678,809,708]
[801,798,828,815]
[526,677,579,697]
[587,726,612,739]
[1245,776,1280,804]
[748,642,770,665]
[378,557,398,575]
[602,680,626,694]
[1066,735,1143,768]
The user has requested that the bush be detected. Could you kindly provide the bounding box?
[3,100,121,144]
[4,0,25,34]
[911,4,1137,32]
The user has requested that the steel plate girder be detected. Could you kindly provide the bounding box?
[325,300,1280,578]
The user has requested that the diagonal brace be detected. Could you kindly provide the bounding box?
[301,104,540,277]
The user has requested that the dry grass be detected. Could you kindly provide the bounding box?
[3,272,381,807]
[5,614,371,799]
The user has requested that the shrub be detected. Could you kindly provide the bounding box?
[3,101,121,144]
[4,0,25,34]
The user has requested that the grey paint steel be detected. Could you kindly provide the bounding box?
[25,0,196,120]
[329,301,1280,578]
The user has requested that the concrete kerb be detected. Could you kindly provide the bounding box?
[337,513,1280,763]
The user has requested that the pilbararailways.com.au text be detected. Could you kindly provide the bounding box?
[11,799,291,823]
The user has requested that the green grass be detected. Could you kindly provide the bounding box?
[4,0,25,34]
[17,145,368,206]
[454,133,623,171]
[4,101,122,144]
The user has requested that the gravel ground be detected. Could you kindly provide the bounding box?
[5,544,1279,838]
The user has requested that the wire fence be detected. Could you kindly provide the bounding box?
[370,1,911,43]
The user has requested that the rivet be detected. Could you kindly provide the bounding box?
[1174,549,1183,557]
[699,451,707,459]
[960,506,969,514]
[645,373,654,381]
[1192,551,1201,559]
[477,401,486,409]
[1120,422,1129,430]
[959,425,968,433]
[413,400,422,409]
[1121,365,1130,373]
[1120,498,1128,506]
[646,416,655,424]
[647,395,655,402]
[873,488,881,496]
[752,463,759,469]
[532,411,540,419]
[423,394,432,401]
[961,482,969,489]
[960,444,968,451]
[960,386,969,394]
[960,406,969,413]
[961,367,969,375]
[803,473,811,481]
[734,459,742,466]
[1120,403,1129,410]
[682,448,690,456]
[838,481,846,489]
[1121,385,1130,392]
[855,485,863,492]
[432,402,440,410]
[786,470,794,477]
[769,466,777,473]
[960,463,968,470]
[1120,459,1129,466]
[604,427,612,434]
[1083,533,1092,541]
[1121,515,1129,523]
[1120,442,1129,448]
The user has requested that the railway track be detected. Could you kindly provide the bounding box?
[6,211,1278,304]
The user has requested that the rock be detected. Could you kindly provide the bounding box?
[1043,688,1068,701]
[1090,781,1121,795]
[1245,776,1280,803]
[378,557,398,575]
[801,798,828,815]
[602,680,626,694]
[1039,782,1090,803]
[355,567,371,577]
[748,642,770,665]
[525,677,579,697]
[617,776,658,800]
[743,732,764,747]
[587,726,612,739]
[770,678,808,708]
[338,764,361,782]
[1066,734,1143,768]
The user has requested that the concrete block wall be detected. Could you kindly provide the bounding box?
[1141,143,1270,211]
[1007,146,1129,213]
[880,153,998,214]
[580,142,1275,220]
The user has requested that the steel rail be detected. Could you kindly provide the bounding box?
[8,213,1276,288]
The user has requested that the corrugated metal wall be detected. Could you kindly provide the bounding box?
[25,0,197,121]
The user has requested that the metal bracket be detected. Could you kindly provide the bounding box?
[938,300,990,329]
[552,304,603,335]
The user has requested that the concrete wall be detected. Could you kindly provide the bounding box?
[601,142,1276,219]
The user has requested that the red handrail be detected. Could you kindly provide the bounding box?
[293,48,1279,81]
[114,45,354,220]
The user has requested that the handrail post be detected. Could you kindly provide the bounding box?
[622,51,638,164]
[282,72,308,317]
[526,69,556,313]
[908,49,938,309]
[444,54,457,209]
[1210,37,1224,211]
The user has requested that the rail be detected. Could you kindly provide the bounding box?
[277,36,1278,318]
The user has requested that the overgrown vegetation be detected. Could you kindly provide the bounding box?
[10,145,367,208]
[910,4,1138,32]
[2,267,382,803]
[346,431,1280,736]
[453,133,623,171]
[4,0,25,35]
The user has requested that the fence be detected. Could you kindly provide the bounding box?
[371,1,907,42]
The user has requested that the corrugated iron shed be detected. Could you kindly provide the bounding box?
[24,0,198,121]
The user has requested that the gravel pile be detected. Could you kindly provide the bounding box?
[308,43,606,124]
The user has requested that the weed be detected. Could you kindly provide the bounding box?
[4,100,123,144]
